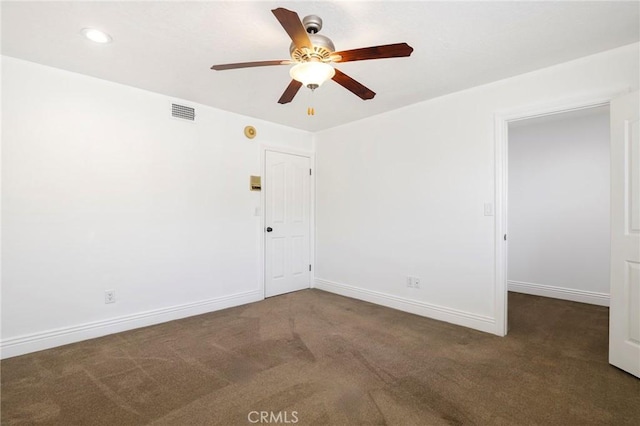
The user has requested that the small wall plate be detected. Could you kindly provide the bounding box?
[244,125,257,139]
[250,175,261,191]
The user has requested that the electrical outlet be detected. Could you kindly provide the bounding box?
[105,290,115,304]
[414,277,421,289]
[406,276,413,288]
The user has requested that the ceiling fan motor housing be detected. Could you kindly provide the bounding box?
[290,33,335,62]
[289,15,335,63]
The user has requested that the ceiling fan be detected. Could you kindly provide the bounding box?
[211,8,414,105]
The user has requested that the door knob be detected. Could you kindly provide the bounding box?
[266,227,273,232]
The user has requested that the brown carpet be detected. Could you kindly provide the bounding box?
[1,290,639,425]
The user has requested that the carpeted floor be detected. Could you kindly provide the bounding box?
[1,290,639,425]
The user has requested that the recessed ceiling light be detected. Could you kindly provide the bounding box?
[81,28,112,44]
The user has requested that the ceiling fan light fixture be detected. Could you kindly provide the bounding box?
[289,62,335,89]
[211,8,413,104]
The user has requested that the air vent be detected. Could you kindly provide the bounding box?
[171,103,195,121]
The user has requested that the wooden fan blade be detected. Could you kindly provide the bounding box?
[272,8,312,51]
[332,68,375,100]
[333,42,414,62]
[278,80,303,104]
[211,60,290,71]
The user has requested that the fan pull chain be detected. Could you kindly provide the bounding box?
[307,88,315,116]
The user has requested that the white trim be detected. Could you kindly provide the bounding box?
[0,290,263,359]
[494,112,509,336]
[311,133,318,289]
[494,92,620,337]
[315,278,497,335]
[495,94,614,124]
[508,280,610,307]
[260,144,315,297]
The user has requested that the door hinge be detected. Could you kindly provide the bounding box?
[309,168,312,176]
[504,234,507,241]
[309,264,312,271]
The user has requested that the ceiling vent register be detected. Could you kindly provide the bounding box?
[172,103,195,121]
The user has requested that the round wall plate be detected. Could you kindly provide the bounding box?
[244,125,257,139]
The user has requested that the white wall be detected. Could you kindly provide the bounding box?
[314,43,639,334]
[2,43,638,357]
[508,107,610,306]
[1,56,313,357]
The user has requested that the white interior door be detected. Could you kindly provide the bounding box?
[609,91,640,378]
[265,150,311,297]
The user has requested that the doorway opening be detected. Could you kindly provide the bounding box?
[507,106,611,305]
[495,92,640,377]
[495,99,610,336]
[506,105,611,336]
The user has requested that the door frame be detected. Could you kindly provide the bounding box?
[260,144,315,300]
[493,92,620,336]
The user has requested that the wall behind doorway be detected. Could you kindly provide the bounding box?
[508,106,611,306]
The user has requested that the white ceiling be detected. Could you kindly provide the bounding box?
[2,1,638,132]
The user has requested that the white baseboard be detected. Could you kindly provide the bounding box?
[314,278,497,335]
[0,290,263,359]
[508,280,609,306]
